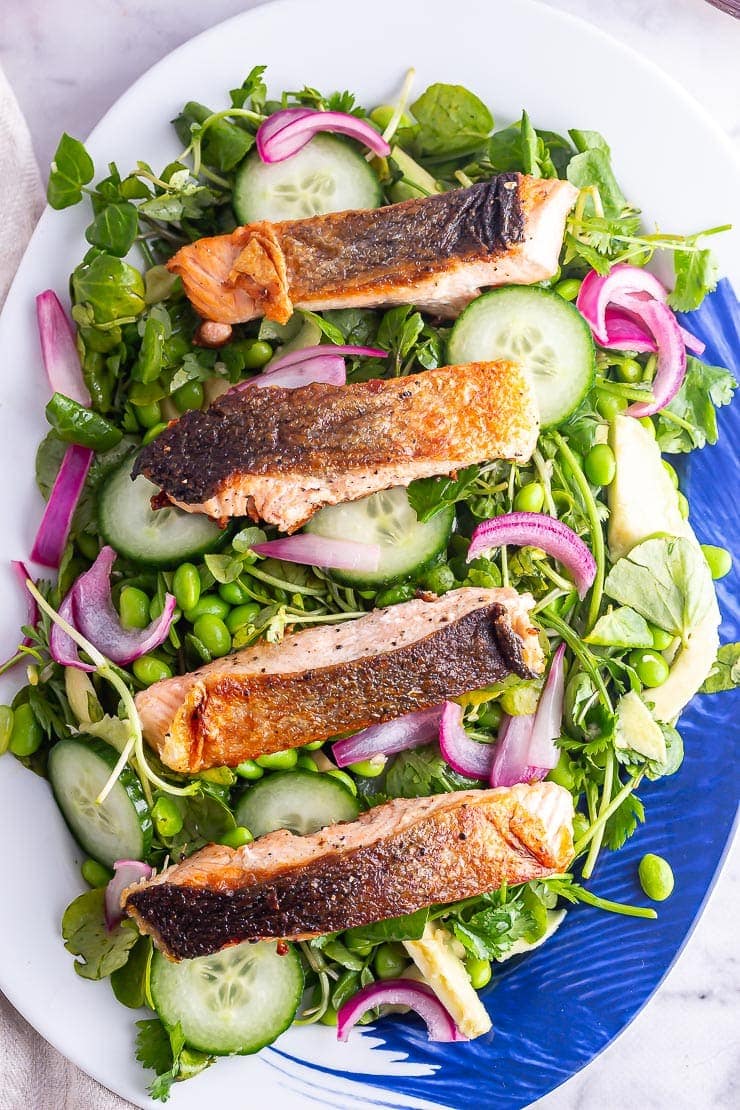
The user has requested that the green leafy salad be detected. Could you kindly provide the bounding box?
[0,67,737,1100]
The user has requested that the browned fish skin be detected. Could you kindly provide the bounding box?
[124,783,574,960]
[131,360,538,529]
[135,589,543,773]
[165,174,577,325]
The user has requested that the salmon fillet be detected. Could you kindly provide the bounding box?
[124,782,574,960]
[132,360,538,530]
[136,588,543,773]
[166,173,577,324]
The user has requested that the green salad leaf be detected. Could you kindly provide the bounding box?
[61,888,139,980]
[173,101,255,172]
[85,202,139,257]
[72,254,146,325]
[700,642,740,694]
[111,935,152,1008]
[47,133,94,209]
[344,908,429,948]
[566,144,626,217]
[410,83,493,158]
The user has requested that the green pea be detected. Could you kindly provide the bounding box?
[547,750,575,791]
[0,705,14,755]
[648,623,674,651]
[326,768,358,796]
[119,586,150,630]
[677,492,690,520]
[193,614,232,658]
[219,826,254,849]
[320,1005,339,1027]
[374,942,408,980]
[701,544,732,581]
[81,859,113,888]
[638,416,655,438]
[348,756,386,778]
[133,655,173,685]
[142,421,168,445]
[584,443,616,487]
[477,702,502,730]
[241,340,273,370]
[235,759,264,781]
[616,358,643,384]
[465,956,492,990]
[595,391,627,421]
[514,481,545,513]
[172,563,201,613]
[76,531,99,561]
[375,583,415,608]
[135,400,162,429]
[638,853,674,901]
[420,563,455,595]
[662,460,679,488]
[628,648,670,688]
[553,278,581,302]
[219,580,250,606]
[256,748,298,771]
[302,739,325,751]
[152,795,184,838]
[185,594,230,623]
[296,752,319,773]
[226,602,261,634]
[172,379,204,413]
[345,939,374,958]
[9,703,43,757]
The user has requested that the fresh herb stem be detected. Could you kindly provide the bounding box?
[243,563,327,597]
[379,67,415,145]
[551,431,605,632]
[532,448,557,517]
[574,770,645,858]
[582,751,615,880]
[570,885,657,919]
[541,607,613,713]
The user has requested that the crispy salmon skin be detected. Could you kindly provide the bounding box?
[166,173,577,324]
[123,782,574,960]
[136,588,543,773]
[132,360,538,530]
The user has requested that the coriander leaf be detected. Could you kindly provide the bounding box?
[62,888,139,980]
[584,606,654,649]
[344,908,429,948]
[700,642,740,694]
[563,231,612,275]
[47,133,94,209]
[411,83,493,158]
[407,465,478,522]
[654,357,736,453]
[230,65,268,111]
[85,202,138,257]
[452,902,534,960]
[668,247,719,312]
[321,308,378,347]
[386,744,479,798]
[604,536,715,639]
[603,790,644,851]
[136,1019,174,1076]
[136,1019,212,1102]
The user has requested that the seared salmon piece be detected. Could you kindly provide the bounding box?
[166,174,577,324]
[124,782,574,960]
[136,588,543,773]
[132,360,538,530]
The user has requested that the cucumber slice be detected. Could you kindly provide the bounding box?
[48,737,152,867]
[304,486,455,588]
[150,940,303,1056]
[98,454,225,567]
[447,286,595,428]
[235,771,360,838]
[233,134,382,223]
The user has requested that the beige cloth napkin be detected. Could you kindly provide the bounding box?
[0,65,130,1110]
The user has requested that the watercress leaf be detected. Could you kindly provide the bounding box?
[111,935,152,1008]
[604,536,715,638]
[85,202,138,257]
[344,908,429,948]
[700,642,740,694]
[320,308,378,346]
[204,553,243,584]
[232,526,267,553]
[62,888,139,980]
[411,83,493,158]
[566,148,626,217]
[376,304,424,364]
[407,465,478,523]
[47,133,94,209]
[668,247,719,313]
[72,255,146,325]
[584,606,654,649]
[174,102,254,171]
[299,309,345,346]
[654,357,736,453]
[165,788,236,858]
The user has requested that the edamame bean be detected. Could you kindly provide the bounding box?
[193,614,232,657]
[152,795,184,838]
[662,460,679,488]
[345,939,374,958]
[375,583,415,608]
[241,340,273,370]
[584,443,616,487]
[172,563,201,613]
[218,580,250,606]
[302,740,324,751]
[9,703,42,757]
[628,648,670,688]
[142,421,167,445]
[219,826,254,849]
[477,702,502,730]
[256,748,298,771]
[296,752,319,773]
[514,481,545,513]
[553,278,581,302]
[465,956,492,990]
[648,623,674,651]
[226,602,261,634]
[133,655,173,685]
[0,705,14,755]
[347,756,386,778]
[235,759,264,780]
[616,358,643,384]
[119,586,151,631]
[76,531,99,561]
[81,859,113,888]
[420,564,455,595]
[374,942,408,980]
[638,853,674,901]
[135,401,162,429]
[595,391,626,421]
[701,544,732,581]
[172,379,204,413]
[319,1005,339,1027]
[326,768,358,796]
[185,595,230,623]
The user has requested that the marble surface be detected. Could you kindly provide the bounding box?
[0,1,738,1108]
